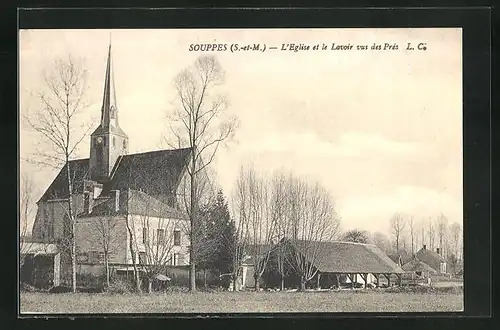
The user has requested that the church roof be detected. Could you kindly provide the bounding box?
[38,147,192,204]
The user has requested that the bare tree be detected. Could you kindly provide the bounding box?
[286,176,340,291]
[270,171,291,291]
[342,229,370,244]
[449,222,462,260]
[390,213,406,253]
[408,216,415,254]
[436,213,448,257]
[371,232,392,255]
[428,217,435,250]
[420,217,426,249]
[20,172,37,269]
[447,221,462,273]
[132,193,181,293]
[23,55,92,293]
[89,213,121,288]
[124,204,142,293]
[234,165,276,291]
[166,55,237,292]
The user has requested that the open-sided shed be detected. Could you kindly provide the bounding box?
[288,239,405,289]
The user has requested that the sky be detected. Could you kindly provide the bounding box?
[19,28,463,235]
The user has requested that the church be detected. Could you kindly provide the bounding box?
[25,44,192,288]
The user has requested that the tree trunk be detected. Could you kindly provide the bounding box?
[105,256,110,288]
[204,269,207,289]
[126,218,141,293]
[148,278,153,293]
[189,262,196,292]
[65,160,77,293]
[280,274,285,291]
[189,145,197,292]
[254,274,260,291]
[299,275,306,291]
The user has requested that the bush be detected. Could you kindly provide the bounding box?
[384,285,463,294]
[106,279,134,294]
[77,273,106,289]
[20,282,38,292]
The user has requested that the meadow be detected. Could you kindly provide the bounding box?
[20,289,463,314]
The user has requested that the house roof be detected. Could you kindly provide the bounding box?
[39,148,191,203]
[401,258,437,273]
[288,239,405,274]
[415,247,445,266]
[78,189,188,220]
[243,243,276,265]
[387,254,402,265]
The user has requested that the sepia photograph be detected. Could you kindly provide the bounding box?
[19,27,463,314]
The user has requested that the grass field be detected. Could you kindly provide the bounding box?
[20,290,463,314]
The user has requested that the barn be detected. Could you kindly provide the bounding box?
[242,239,405,290]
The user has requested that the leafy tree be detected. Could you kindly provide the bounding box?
[199,190,236,288]
[342,229,370,244]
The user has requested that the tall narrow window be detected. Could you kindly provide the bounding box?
[103,136,106,147]
[112,136,116,147]
[142,228,148,244]
[174,230,181,246]
[172,253,179,266]
[157,229,165,244]
[123,140,127,150]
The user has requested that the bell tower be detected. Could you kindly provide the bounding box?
[89,43,129,182]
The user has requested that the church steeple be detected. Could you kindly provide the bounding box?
[89,42,129,182]
[100,43,119,129]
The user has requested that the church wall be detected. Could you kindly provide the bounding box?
[32,194,85,242]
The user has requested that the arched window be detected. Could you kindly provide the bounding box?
[112,136,116,147]
[123,139,127,150]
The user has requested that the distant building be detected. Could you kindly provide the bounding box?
[26,44,192,287]
[414,245,447,274]
[401,245,447,277]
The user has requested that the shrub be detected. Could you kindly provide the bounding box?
[20,282,38,292]
[106,279,134,294]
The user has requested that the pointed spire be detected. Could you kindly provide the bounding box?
[100,40,118,128]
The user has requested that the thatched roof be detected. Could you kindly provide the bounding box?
[288,239,405,274]
[402,258,437,273]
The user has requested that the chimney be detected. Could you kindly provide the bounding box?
[423,244,426,250]
[111,190,120,212]
[436,248,440,255]
[84,191,94,214]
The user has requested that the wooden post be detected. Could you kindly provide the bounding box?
[351,274,354,289]
[374,273,379,288]
[317,273,321,290]
[387,274,391,287]
[336,273,340,290]
[361,273,367,289]
[53,253,61,287]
